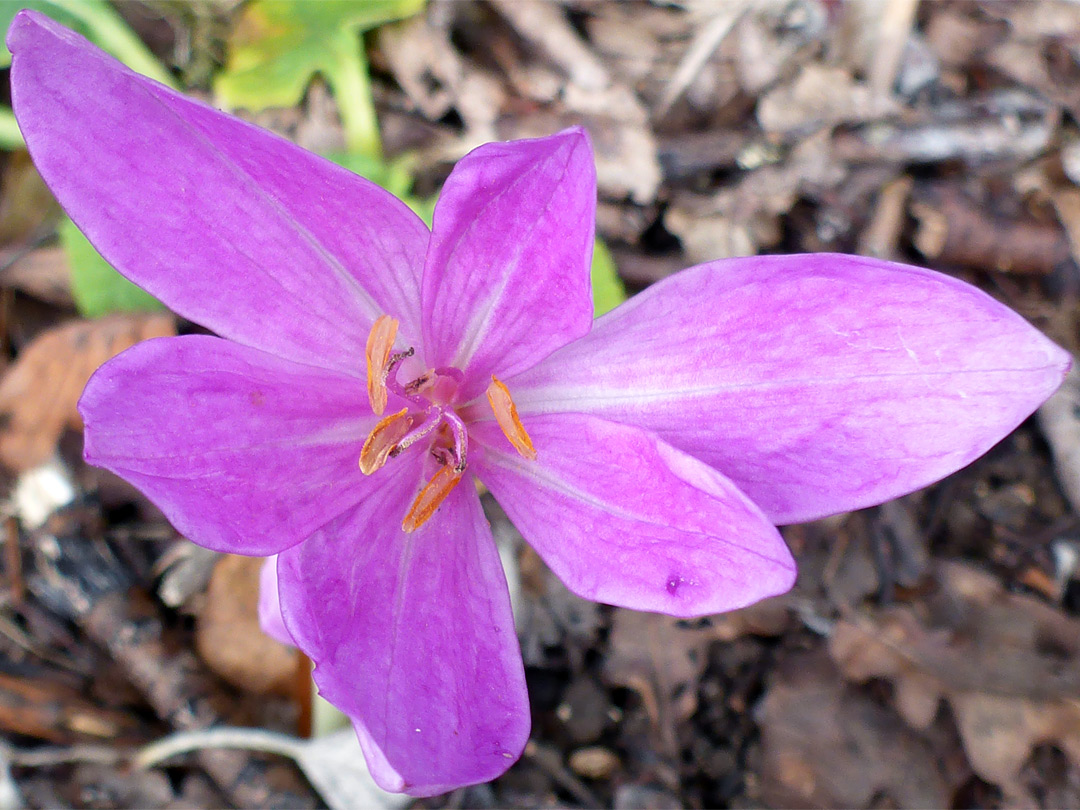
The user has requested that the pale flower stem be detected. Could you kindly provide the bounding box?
[326,33,382,159]
[134,727,301,770]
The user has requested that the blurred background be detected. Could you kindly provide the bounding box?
[0,1,1078,807]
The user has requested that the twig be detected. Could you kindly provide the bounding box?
[656,3,747,117]
[490,0,609,91]
[0,741,124,768]
[911,189,1069,275]
[523,741,602,808]
[4,518,23,608]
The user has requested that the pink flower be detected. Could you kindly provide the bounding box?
[9,9,1069,796]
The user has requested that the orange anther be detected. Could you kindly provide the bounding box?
[486,375,537,461]
[402,465,463,533]
[365,315,399,416]
[359,408,412,475]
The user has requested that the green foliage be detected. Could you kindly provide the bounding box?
[325,149,435,223]
[325,150,416,200]
[214,0,424,156]
[61,218,164,318]
[590,237,627,317]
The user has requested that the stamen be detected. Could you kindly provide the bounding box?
[402,465,463,533]
[359,408,412,475]
[365,315,398,416]
[486,375,537,461]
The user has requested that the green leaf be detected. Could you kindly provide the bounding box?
[591,238,627,317]
[324,149,436,223]
[0,109,25,152]
[323,150,416,200]
[60,218,164,317]
[214,0,425,156]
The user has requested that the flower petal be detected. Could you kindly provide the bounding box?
[258,556,294,647]
[8,10,429,371]
[79,335,375,555]
[510,254,1070,524]
[421,129,595,399]
[277,453,529,796]
[471,413,795,618]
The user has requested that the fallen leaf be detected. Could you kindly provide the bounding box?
[195,555,297,696]
[0,314,175,472]
[1038,362,1080,516]
[376,14,462,122]
[759,649,951,808]
[0,247,74,309]
[828,561,1080,797]
[757,64,898,136]
[0,151,59,246]
[602,610,718,756]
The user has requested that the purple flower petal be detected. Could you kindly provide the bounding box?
[8,10,430,370]
[79,336,375,555]
[258,556,294,647]
[277,452,529,796]
[471,413,795,617]
[421,129,595,400]
[510,254,1070,524]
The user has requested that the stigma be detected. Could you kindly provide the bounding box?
[360,315,537,533]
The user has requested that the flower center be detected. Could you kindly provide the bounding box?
[359,315,536,532]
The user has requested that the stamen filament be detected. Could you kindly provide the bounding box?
[359,408,412,475]
[390,407,443,456]
[402,465,463,533]
[365,316,398,416]
[442,409,469,472]
[486,375,537,461]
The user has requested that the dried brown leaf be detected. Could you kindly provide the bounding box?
[603,611,709,756]
[490,0,610,91]
[377,17,463,122]
[924,7,988,69]
[599,603,788,757]
[759,650,950,808]
[0,247,75,308]
[195,555,297,696]
[952,693,1080,791]
[828,561,1080,793]
[1038,363,1080,516]
[757,65,897,135]
[0,152,59,247]
[0,313,175,472]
